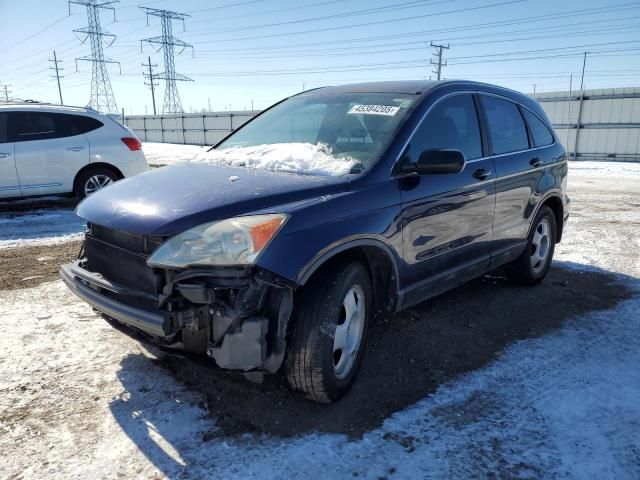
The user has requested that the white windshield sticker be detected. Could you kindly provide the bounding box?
[348,104,400,116]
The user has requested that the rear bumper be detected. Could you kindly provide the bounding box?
[60,261,171,338]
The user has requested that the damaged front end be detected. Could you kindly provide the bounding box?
[60,222,295,375]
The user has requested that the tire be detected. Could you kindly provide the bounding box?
[506,206,556,286]
[285,262,372,403]
[74,166,120,199]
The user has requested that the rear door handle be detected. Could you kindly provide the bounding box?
[0,152,9,158]
[472,168,491,180]
[530,157,542,168]
[66,146,85,152]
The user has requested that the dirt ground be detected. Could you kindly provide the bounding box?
[0,241,81,290]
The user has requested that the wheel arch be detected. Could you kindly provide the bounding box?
[297,237,401,317]
[531,192,565,243]
[73,162,124,195]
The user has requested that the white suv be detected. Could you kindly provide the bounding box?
[0,103,148,199]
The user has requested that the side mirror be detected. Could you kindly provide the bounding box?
[403,149,466,175]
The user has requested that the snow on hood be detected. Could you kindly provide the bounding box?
[191,143,358,176]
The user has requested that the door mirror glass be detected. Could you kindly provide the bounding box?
[407,148,466,174]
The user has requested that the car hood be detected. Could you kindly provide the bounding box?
[76,163,350,236]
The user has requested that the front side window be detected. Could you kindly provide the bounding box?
[406,94,483,162]
[214,92,417,176]
[480,96,530,155]
[522,108,554,147]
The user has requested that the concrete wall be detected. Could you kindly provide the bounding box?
[124,87,640,161]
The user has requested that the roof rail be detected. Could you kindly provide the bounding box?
[0,100,92,110]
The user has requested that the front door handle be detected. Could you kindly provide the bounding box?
[472,168,491,180]
[530,157,542,168]
[66,146,86,152]
[0,152,9,158]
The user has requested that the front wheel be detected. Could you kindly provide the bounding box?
[285,262,371,403]
[506,206,556,285]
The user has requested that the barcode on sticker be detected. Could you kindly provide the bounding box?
[348,104,400,116]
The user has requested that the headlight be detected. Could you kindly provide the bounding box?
[147,214,288,268]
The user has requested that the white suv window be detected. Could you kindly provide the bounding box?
[8,112,103,142]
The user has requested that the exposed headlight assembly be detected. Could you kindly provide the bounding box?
[147,214,288,268]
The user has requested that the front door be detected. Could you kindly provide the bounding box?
[0,113,21,199]
[398,93,495,307]
[9,111,89,196]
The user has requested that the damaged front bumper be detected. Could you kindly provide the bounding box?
[60,260,294,374]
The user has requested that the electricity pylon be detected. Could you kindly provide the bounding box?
[140,7,194,114]
[69,0,120,113]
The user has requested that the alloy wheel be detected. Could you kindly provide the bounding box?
[84,174,113,196]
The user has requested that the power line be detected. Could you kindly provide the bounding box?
[49,50,65,105]
[184,0,454,37]
[177,2,637,48]
[188,0,348,24]
[0,15,73,55]
[69,0,120,113]
[184,0,525,44]
[186,0,266,14]
[141,7,194,114]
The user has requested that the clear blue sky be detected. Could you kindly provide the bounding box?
[1,0,639,114]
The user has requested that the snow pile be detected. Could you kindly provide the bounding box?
[142,142,207,167]
[0,209,85,249]
[192,143,358,176]
[142,142,358,176]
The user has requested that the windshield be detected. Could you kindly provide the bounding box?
[207,92,417,176]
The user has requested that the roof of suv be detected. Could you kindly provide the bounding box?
[0,102,96,114]
[300,79,526,98]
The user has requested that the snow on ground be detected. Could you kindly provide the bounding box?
[143,142,357,176]
[0,209,85,249]
[0,158,639,478]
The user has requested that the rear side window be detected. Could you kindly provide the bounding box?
[0,113,6,143]
[8,112,102,142]
[410,94,483,161]
[69,115,103,135]
[522,108,554,147]
[480,96,530,155]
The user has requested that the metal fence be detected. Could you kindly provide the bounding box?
[533,87,639,162]
[124,87,640,162]
[123,111,260,146]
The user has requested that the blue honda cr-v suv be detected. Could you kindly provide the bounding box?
[61,80,569,403]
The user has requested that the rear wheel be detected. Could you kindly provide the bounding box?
[74,167,119,199]
[506,206,556,285]
[285,262,371,403]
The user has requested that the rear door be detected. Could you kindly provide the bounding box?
[9,111,89,196]
[0,112,21,198]
[398,92,496,306]
[477,94,549,266]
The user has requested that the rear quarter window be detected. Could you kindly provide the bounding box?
[69,115,103,135]
[521,108,554,147]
